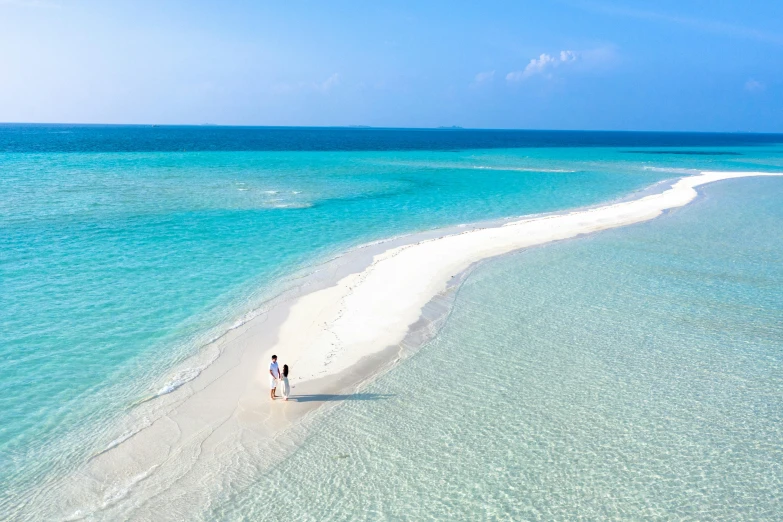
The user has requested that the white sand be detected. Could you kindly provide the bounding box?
[273,171,781,385]
[49,171,781,521]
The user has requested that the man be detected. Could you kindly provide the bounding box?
[269,355,281,400]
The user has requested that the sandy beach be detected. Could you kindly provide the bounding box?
[51,170,781,520]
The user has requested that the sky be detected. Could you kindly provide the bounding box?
[1,0,782,131]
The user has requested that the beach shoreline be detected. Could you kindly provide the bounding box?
[43,170,782,521]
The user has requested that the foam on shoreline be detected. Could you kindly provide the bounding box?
[38,171,782,521]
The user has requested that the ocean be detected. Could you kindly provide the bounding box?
[1,125,782,519]
[209,176,783,520]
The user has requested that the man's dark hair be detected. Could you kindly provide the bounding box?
[272,355,277,359]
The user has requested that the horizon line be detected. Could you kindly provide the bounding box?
[0,122,781,136]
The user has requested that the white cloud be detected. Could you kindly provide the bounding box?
[319,73,341,91]
[559,50,578,63]
[471,70,495,87]
[519,54,557,78]
[506,50,579,82]
[505,46,618,83]
[745,79,766,93]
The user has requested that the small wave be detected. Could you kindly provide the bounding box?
[268,202,314,209]
[155,367,202,396]
[88,417,153,461]
[237,188,249,191]
[372,160,575,173]
[472,166,576,173]
[263,190,279,194]
[643,166,701,175]
[102,465,159,506]
[358,235,406,248]
[152,348,220,399]
[292,190,302,194]
[64,464,159,521]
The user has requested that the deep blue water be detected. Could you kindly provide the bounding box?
[2,123,783,152]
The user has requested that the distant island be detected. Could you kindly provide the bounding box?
[437,125,464,129]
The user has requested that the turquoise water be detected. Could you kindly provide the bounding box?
[2,126,783,518]
[209,176,783,520]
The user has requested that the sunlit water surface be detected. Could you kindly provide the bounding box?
[209,177,783,521]
[2,126,782,518]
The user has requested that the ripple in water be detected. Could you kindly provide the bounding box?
[207,177,783,520]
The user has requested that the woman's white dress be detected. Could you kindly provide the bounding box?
[281,376,290,398]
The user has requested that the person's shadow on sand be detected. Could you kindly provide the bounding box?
[290,393,393,403]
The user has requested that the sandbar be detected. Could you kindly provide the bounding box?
[49,170,782,521]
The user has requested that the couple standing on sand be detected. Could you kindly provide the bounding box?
[269,355,290,401]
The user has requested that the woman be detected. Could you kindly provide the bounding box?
[281,364,291,401]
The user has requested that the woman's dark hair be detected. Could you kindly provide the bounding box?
[283,364,289,377]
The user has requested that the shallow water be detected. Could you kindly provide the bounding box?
[208,177,783,520]
[2,126,782,518]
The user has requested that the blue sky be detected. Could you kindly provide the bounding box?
[1,0,781,131]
